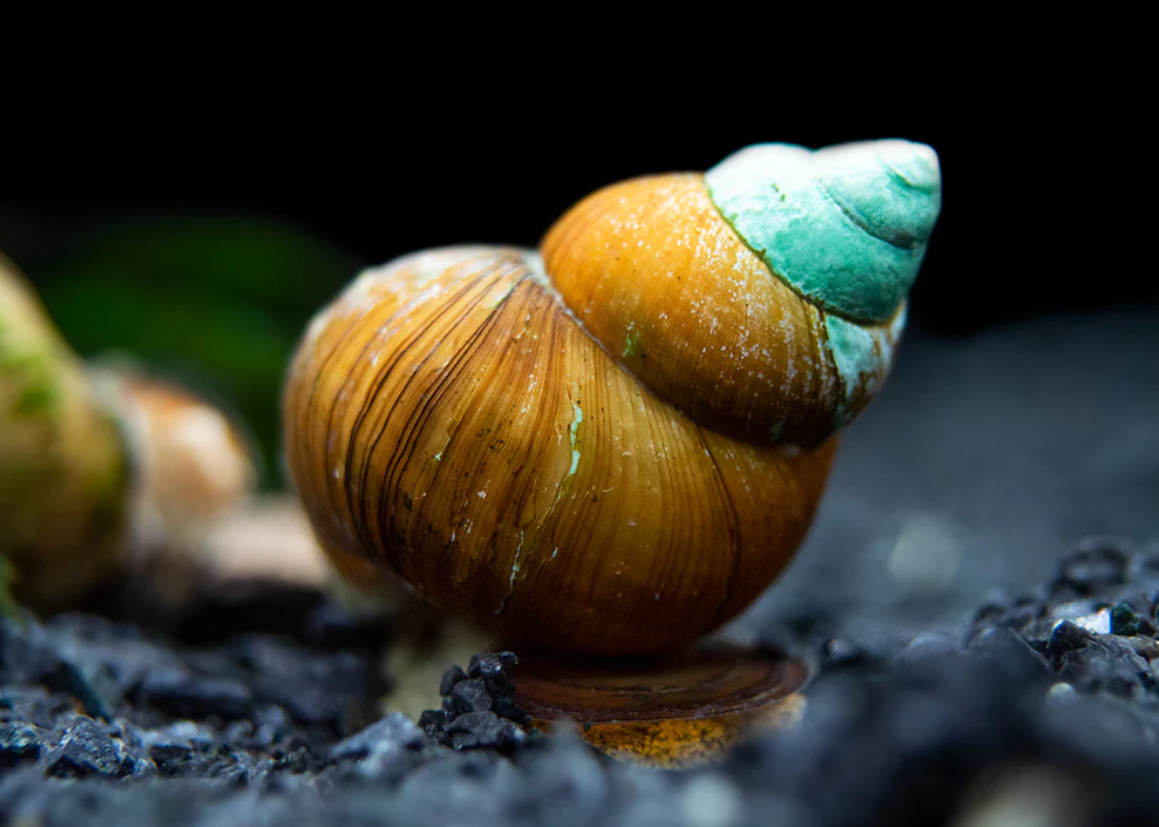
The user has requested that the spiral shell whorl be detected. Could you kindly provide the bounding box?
[284,246,835,655]
[540,142,937,448]
[542,175,849,447]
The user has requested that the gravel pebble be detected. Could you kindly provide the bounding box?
[135,669,254,720]
[329,713,424,763]
[38,715,155,779]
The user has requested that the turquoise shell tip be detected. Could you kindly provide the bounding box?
[705,139,941,324]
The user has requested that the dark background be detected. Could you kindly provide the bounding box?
[7,105,1153,320]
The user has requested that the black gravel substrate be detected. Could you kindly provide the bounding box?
[2,538,1159,826]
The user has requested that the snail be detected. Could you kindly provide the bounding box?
[0,253,257,612]
[0,253,129,608]
[284,139,941,657]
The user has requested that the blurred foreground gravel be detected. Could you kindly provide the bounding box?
[4,539,1159,826]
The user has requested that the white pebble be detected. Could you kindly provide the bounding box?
[679,775,742,827]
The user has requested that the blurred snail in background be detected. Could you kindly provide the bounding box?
[0,255,128,609]
[111,370,259,608]
[0,253,257,611]
[284,140,941,657]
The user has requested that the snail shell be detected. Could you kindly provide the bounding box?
[0,253,129,608]
[0,253,257,612]
[284,140,941,655]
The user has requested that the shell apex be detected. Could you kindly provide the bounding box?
[705,139,941,323]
